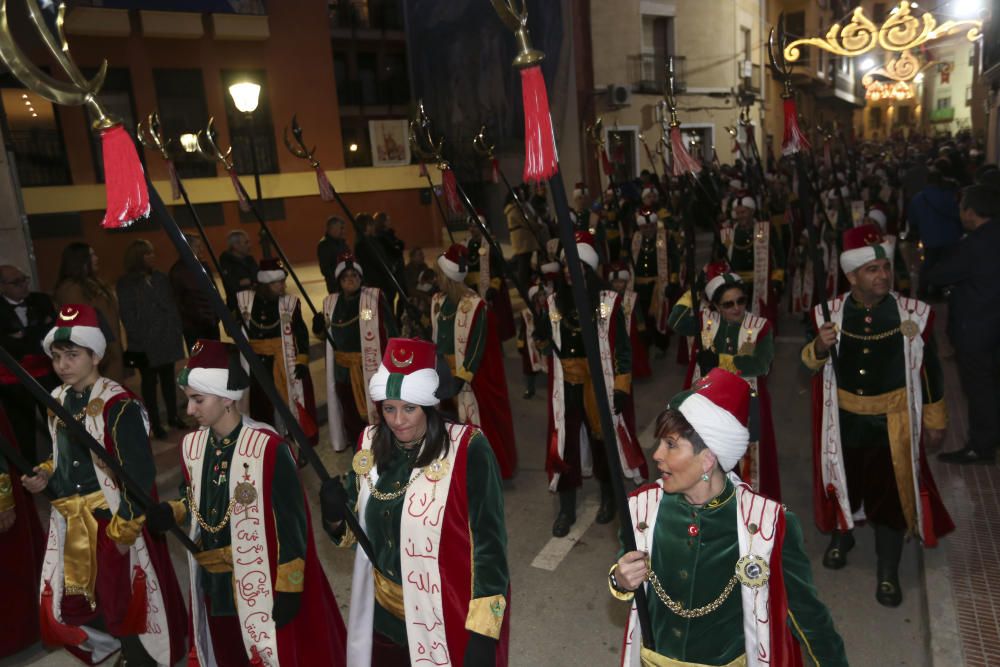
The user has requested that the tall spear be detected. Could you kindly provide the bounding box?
[136,112,225,292]
[0,0,376,562]
[489,0,653,647]
[281,115,418,316]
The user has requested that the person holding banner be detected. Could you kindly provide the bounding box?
[21,304,186,666]
[667,262,780,500]
[238,258,319,445]
[610,368,847,667]
[314,253,397,452]
[432,244,517,479]
[319,337,510,667]
[534,232,646,537]
[147,339,347,667]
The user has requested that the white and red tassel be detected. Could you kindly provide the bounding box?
[441,167,463,216]
[519,65,558,183]
[490,158,500,184]
[99,125,150,229]
[669,126,702,176]
[229,169,251,213]
[166,159,181,201]
[781,97,811,156]
[315,165,335,202]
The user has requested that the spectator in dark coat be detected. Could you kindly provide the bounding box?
[929,185,1000,464]
[116,240,186,439]
[219,229,258,309]
[169,234,221,349]
[317,216,350,293]
[403,247,428,297]
[0,264,56,460]
[909,163,963,298]
[354,212,396,299]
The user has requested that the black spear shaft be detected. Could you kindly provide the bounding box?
[419,162,457,245]
[494,164,548,253]
[173,175,225,294]
[0,346,200,553]
[547,171,655,647]
[145,179,378,563]
[0,427,55,501]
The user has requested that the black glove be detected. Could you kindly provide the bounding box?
[311,312,326,336]
[613,390,628,415]
[294,363,309,380]
[696,349,719,372]
[462,632,497,667]
[272,592,301,629]
[452,378,466,394]
[484,287,497,301]
[145,501,177,536]
[319,478,348,525]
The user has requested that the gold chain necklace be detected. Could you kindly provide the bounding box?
[363,468,420,502]
[331,313,360,328]
[187,487,236,534]
[245,314,279,331]
[839,326,900,342]
[647,571,738,618]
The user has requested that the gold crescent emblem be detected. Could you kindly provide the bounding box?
[352,449,375,475]
[900,319,919,339]
[423,458,451,482]
[191,341,204,356]
[59,308,79,322]
[735,554,770,588]
[391,348,414,368]
[233,481,257,506]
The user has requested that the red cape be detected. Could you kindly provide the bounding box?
[0,407,45,659]
[491,279,516,342]
[629,309,651,379]
[471,305,518,479]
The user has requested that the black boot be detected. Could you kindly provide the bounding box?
[874,523,905,607]
[552,489,576,537]
[822,530,855,569]
[522,372,536,399]
[595,480,616,524]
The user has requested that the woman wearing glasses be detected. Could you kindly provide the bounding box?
[667,261,780,501]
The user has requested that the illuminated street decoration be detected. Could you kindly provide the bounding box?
[782,1,981,62]
[861,48,929,85]
[864,80,915,102]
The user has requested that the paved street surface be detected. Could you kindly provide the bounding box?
[4,257,987,666]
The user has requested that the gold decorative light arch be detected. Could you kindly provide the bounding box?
[782,1,982,63]
[861,48,931,86]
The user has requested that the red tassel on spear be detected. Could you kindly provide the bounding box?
[781,97,811,156]
[441,166,463,216]
[99,124,151,228]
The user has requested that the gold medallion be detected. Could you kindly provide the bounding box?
[423,458,451,482]
[899,319,919,339]
[459,299,474,314]
[738,342,756,356]
[656,239,666,248]
[360,308,374,321]
[86,398,104,418]
[353,449,375,475]
[550,311,562,323]
[280,312,292,327]
[599,302,611,320]
[233,481,257,506]
[478,246,487,256]
[735,554,769,589]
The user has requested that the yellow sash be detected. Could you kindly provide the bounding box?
[373,568,406,620]
[51,489,109,605]
[249,337,289,406]
[640,647,746,667]
[335,351,367,419]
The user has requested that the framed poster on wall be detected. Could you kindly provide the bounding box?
[369,119,410,167]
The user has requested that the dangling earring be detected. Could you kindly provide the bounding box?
[700,473,710,482]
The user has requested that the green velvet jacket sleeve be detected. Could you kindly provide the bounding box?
[272,442,308,592]
[613,303,631,385]
[782,510,849,667]
[109,399,156,521]
[381,293,400,338]
[466,432,509,638]
[460,303,489,379]
[667,292,698,336]
[732,328,775,378]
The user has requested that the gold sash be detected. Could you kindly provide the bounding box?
[373,568,405,620]
[640,648,746,667]
[194,546,234,574]
[837,387,916,533]
[560,358,600,435]
[249,337,289,406]
[335,351,367,419]
[51,489,109,605]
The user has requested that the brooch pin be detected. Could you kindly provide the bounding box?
[735,554,769,588]
[353,449,375,475]
[233,481,257,506]
[899,320,919,339]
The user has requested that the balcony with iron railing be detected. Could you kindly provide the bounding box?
[628,54,686,96]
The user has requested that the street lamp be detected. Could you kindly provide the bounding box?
[227,79,268,255]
